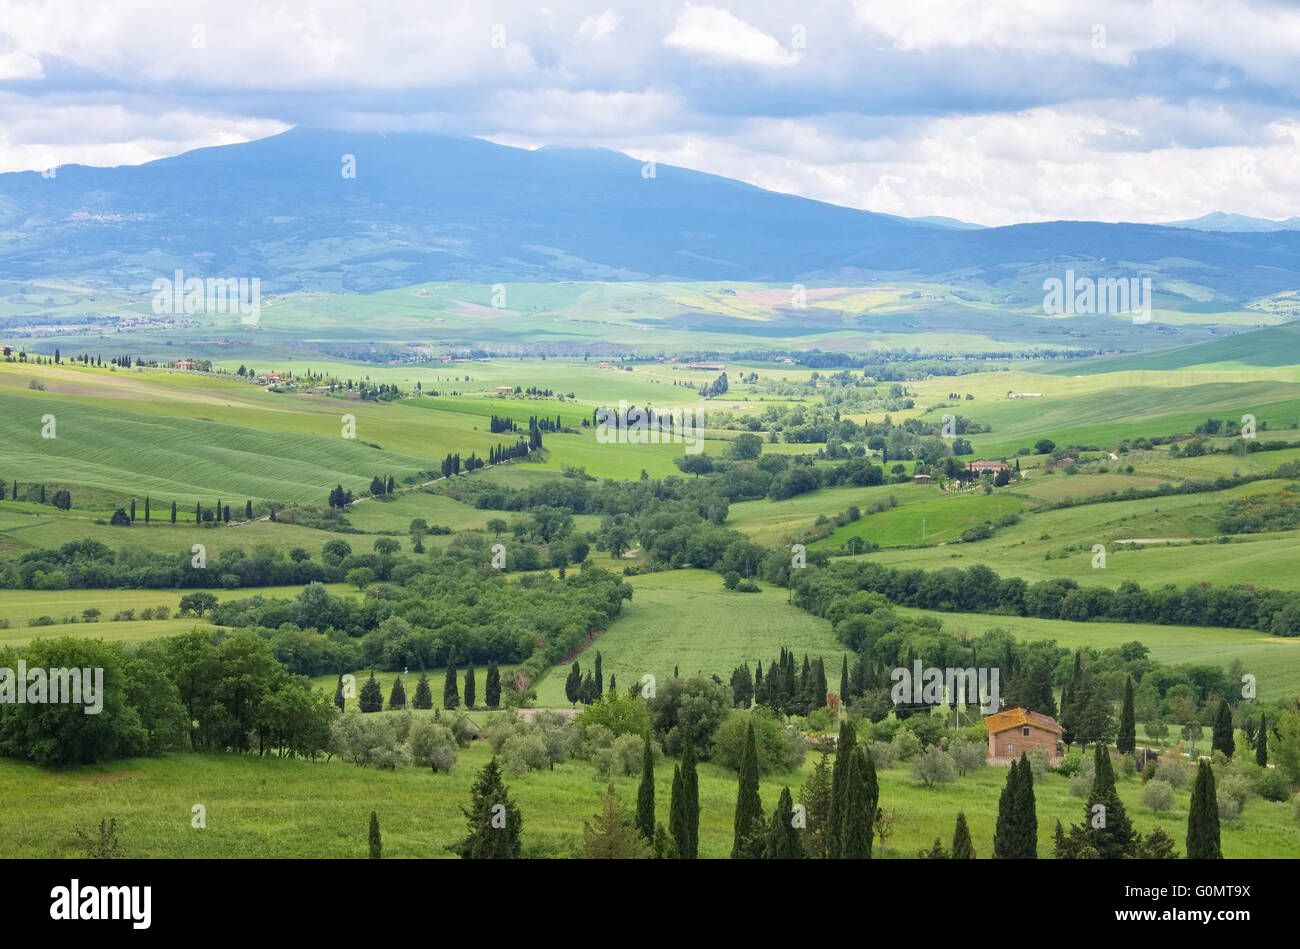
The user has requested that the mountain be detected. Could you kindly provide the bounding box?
[1161,212,1300,232]
[910,215,986,230]
[3,127,1300,303]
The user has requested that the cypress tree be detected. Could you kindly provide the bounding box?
[565,661,581,705]
[827,719,856,858]
[580,671,595,704]
[636,732,656,841]
[171,500,177,524]
[839,654,849,702]
[1086,744,1134,858]
[763,786,802,859]
[388,676,406,710]
[1017,753,1038,858]
[1211,699,1235,759]
[754,661,763,701]
[443,654,459,709]
[731,722,763,859]
[412,672,433,709]
[129,497,135,521]
[359,672,383,712]
[1186,761,1222,859]
[841,746,874,858]
[333,674,345,711]
[1256,713,1268,767]
[245,500,253,519]
[681,737,700,859]
[1117,676,1136,754]
[144,496,150,523]
[464,663,476,709]
[669,764,688,858]
[594,651,603,697]
[812,657,827,712]
[368,811,381,859]
[195,501,201,525]
[994,758,1023,858]
[485,661,501,709]
[1060,652,1081,747]
[451,758,523,859]
[952,811,975,859]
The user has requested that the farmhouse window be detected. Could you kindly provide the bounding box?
[1023,727,1030,737]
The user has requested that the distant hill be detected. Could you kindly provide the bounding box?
[3,128,1300,304]
[1052,321,1300,373]
[1161,212,1300,233]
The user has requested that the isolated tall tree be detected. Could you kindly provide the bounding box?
[1211,699,1235,759]
[451,758,523,859]
[827,719,856,859]
[1086,744,1134,858]
[443,654,460,709]
[565,661,581,706]
[681,737,700,859]
[195,501,201,525]
[464,663,476,709]
[129,497,135,521]
[594,651,603,697]
[485,661,501,709]
[669,765,688,858]
[359,672,383,713]
[636,732,656,841]
[841,746,876,859]
[952,811,975,859]
[731,722,763,859]
[839,655,849,703]
[333,674,345,711]
[171,501,177,525]
[1256,713,1268,768]
[368,811,381,859]
[144,496,150,524]
[388,676,406,710]
[1186,761,1222,859]
[763,787,802,859]
[995,757,1037,858]
[412,672,432,709]
[245,500,253,519]
[1117,676,1136,754]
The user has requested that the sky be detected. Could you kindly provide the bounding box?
[1,0,1298,226]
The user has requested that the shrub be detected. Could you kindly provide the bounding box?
[592,732,646,778]
[891,728,923,762]
[1217,771,1253,818]
[1023,747,1049,781]
[866,740,897,770]
[499,731,549,776]
[1068,755,1096,797]
[910,746,958,787]
[1151,759,1190,789]
[1141,779,1175,814]
[408,718,458,772]
[950,738,988,776]
[1256,768,1292,803]
[713,706,806,774]
[1055,752,1083,777]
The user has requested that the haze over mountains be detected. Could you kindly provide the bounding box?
[3,127,1300,306]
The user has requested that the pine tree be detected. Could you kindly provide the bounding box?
[681,737,700,859]
[412,672,433,709]
[952,811,975,858]
[443,654,460,709]
[800,751,832,859]
[579,784,650,859]
[731,722,763,859]
[368,811,381,859]
[451,758,523,859]
[1085,744,1134,858]
[1186,761,1222,859]
[636,732,656,841]
[485,661,501,709]
[1256,713,1268,767]
[334,674,345,711]
[1117,676,1136,754]
[762,786,802,859]
[464,663,476,709]
[827,719,856,858]
[388,676,406,710]
[359,672,383,712]
[1211,699,1235,758]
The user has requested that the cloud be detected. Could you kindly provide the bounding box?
[577,10,621,42]
[664,5,801,68]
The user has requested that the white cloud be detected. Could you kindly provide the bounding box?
[664,5,801,68]
[577,10,621,42]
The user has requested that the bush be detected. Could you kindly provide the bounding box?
[408,717,458,772]
[1257,768,1292,803]
[499,731,549,776]
[866,740,897,770]
[891,728,923,762]
[1152,758,1190,789]
[1141,779,1175,814]
[713,706,807,774]
[1068,755,1096,797]
[1218,794,1242,821]
[1217,771,1253,818]
[910,746,958,787]
[1023,747,1049,781]
[1055,752,1083,777]
[329,710,410,770]
[950,738,988,776]
[26,615,56,627]
[592,732,647,778]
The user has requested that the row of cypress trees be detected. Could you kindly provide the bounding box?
[344,661,502,712]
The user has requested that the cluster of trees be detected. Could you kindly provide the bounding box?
[2,480,71,510]
[794,559,1300,637]
[327,485,357,508]
[729,647,828,716]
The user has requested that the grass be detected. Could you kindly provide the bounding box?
[2,733,1294,858]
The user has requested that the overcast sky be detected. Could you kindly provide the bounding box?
[1,0,1298,226]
